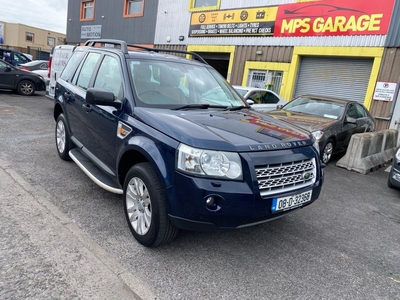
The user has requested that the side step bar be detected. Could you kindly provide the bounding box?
[69,148,123,194]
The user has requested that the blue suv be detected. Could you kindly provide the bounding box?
[53,39,324,247]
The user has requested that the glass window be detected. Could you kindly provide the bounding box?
[13,53,30,64]
[94,55,123,99]
[263,92,279,104]
[75,52,101,90]
[26,32,34,42]
[60,51,85,81]
[193,0,218,8]
[128,59,244,108]
[81,1,94,20]
[124,0,143,17]
[48,37,55,46]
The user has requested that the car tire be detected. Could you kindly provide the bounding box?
[124,162,178,247]
[55,114,73,161]
[321,139,334,164]
[17,80,35,96]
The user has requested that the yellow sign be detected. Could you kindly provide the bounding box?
[189,6,278,37]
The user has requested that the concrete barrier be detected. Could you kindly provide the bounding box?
[336,129,399,174]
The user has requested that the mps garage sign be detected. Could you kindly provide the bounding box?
[274,0,394,37]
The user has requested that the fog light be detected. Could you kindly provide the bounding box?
[205,196,214,206]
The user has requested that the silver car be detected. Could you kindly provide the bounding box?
[233,85,286,112]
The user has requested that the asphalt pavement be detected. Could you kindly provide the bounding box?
[0,90,399,300]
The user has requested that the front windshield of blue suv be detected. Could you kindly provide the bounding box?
[128,60,245,108]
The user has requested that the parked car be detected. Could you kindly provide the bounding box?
[388,147,400,189]
[53,39,323,247]
[268,95,375,164]
[0,47,31,66]
[232,85,286,112]
[19,60,49,72]
[0,60,46,95]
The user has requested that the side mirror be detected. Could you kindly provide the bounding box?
[5,66,12,72]
[86,88,122,109]
[246,99,254,106]
[276,104,284,109]
[345,116,357,124]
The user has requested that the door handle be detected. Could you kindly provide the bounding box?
[82,104,92,112]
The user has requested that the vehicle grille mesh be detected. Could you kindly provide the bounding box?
[255,158,316,197]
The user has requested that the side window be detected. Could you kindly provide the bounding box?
[248,91,262,104]
[346,104,359,119]
[94,55,123,99]
[75,52,101,90]
[355,104,368,118]
[60,51,85,81]
[0,60,7,70]
[14,53,29,64]
[263,92,279,104]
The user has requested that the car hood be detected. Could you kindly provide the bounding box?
[267,110,337,132]
[133,108,313,152]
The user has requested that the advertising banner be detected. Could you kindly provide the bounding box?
[274,0,395,37]
[189,6,278,37]
[81,25,102,39]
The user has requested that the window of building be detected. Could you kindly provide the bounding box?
[124,0,144,17]
[189,0,220,12]
[48,37,55,46]
[81,0,95,21]
[248,70,283,94]
[26,32,34,42]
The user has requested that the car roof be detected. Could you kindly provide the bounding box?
[298,94,357,104]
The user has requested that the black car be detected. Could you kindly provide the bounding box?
[19,60,49,71]
[268,95,375,164]
[388,147,400,189]
[0,60,46,96]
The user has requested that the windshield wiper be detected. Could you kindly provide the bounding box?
[172,104,228,110]
[226,105,249,111]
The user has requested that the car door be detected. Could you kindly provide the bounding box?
[338,103,368,149]
[81,54,123,173]
[0,61,16,88]
[65,52,102,148]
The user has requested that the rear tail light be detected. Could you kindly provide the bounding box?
[21,67,29,71]
[48,56,52,78]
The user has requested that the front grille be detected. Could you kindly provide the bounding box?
[255,158,316,197]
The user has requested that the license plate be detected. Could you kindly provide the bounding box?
[272,190,312,213]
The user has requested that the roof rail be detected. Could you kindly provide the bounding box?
[83,39,208,65]
[84,39,129,53]
[127,44,208,65]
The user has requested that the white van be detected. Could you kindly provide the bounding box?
[47,45,76,99]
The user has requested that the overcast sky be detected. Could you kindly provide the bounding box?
[0,0,68,34]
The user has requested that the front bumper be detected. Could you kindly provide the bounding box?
[389,159,400,189]
[166,147,323,231]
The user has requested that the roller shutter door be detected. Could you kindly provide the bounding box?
[293,56,373,103]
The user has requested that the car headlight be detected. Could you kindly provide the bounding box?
[177,144,242,180]
[312,130,324,140]
[395,148,400,161]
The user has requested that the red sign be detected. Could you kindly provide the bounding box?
[274,0,394,37]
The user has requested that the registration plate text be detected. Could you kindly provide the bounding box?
[272,190,312,213]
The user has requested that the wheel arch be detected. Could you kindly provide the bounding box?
[118,137,176,191]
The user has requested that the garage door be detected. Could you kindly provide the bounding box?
[293,56,373,103]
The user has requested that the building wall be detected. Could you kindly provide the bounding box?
[0,21,65,53]
[371,47,400,130]
[66,0,159,44]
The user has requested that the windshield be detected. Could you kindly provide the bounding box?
[283,97,345,120]
[128,59,245,108]
[234,88,248,97]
